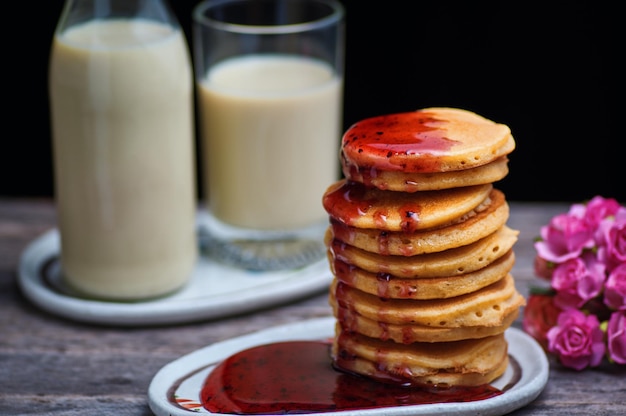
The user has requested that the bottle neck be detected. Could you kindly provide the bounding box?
[56,0,179,34]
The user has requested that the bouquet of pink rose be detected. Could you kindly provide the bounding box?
[522,195,625,370]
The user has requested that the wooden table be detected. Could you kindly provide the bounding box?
[1,198,624,415]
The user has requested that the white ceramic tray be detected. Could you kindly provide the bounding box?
[17,228,331,326]
[148,317,549,416]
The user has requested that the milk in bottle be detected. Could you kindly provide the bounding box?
[49,0,197,300]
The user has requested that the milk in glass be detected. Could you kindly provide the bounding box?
[197,54,342,230]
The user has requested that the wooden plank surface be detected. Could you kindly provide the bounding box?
[1,198,625,416]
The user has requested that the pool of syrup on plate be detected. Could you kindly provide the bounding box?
[197,340,520,414]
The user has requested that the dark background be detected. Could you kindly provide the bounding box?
[3,0,622,203]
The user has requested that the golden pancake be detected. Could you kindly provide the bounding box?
[333,353,509,387]
[333,303,519,343]
[323,107,522,388]
[343,156,509,192]
[330,249,515,300]
[340,107,514,175]
[332,329,509,387]
[328,189,512,259]
[323,180,492,232]
[330,274,525,327]
[327,225,518,279]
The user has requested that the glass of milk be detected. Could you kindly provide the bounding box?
[193,0,345,270]
[48,0,197,300]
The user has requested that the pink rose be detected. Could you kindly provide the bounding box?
[547,309,605,370]
[551,254,606,309]
[523,294,563,350]
[583,196,621,227]
[596,209,626,270]
[535,212,596,264]
[531,196,626,371]
[607,311,626,364]
[604,263,626,311]
[533,254,554,281]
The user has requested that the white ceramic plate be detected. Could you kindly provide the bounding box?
[17,228,331,326]
[148,316,549,416]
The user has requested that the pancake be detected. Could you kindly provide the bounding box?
[332,329,509,387]
[333,353,509,387]
[324,107,521,388]
[328,188,512,257]
[322,180,492,232]
[343,155,509,192]
[341,107,515,175]
[326,224,518,278]
[330,274,525,327]
[330,249,515,300]
[333,303,519,343]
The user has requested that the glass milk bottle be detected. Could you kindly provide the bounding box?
[49,0,197,300]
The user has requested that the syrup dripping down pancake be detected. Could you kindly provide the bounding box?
[323,180,492,232]
[327,188,511,256]
[326,224,518,278]
[329,249,515,300]
[332,328,509,387]
[330,274,525,328]
[343,155,510,192]
[341,107,515,175]
[332,302,519,343]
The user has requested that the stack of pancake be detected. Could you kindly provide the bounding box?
[322,107,525,387]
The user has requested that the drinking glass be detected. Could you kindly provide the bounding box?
[192,0,345,270]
